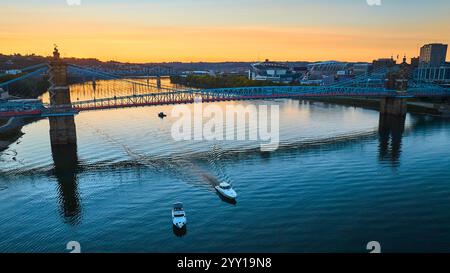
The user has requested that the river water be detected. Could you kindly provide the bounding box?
[1,78,450,253]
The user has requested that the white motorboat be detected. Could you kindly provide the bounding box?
[215,182,237,200]
[172,202,187,229]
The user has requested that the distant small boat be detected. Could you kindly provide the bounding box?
[215,182,237,200]
[172,202,187,229]
[158,112,167,118]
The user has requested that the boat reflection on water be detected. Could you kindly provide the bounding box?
[173,225,187,237]
[51,144,82,225]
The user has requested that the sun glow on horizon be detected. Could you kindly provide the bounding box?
[1,0,449,63]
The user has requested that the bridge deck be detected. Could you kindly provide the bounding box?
[1,86,450,118]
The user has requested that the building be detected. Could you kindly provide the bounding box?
[302,61,350,85]
[352,63,372,76]
[307,61,350,76]
[417,43,449,83]
[398,55,413,83]
[372,58,396,72]
[410,57,420,68]
[4,69,22,75]
[292,66,308,78]
[416,65,450,83]
[419,43,448,67]
[249,59,295,83]
[369,57,397,84]
[181,70,215,77]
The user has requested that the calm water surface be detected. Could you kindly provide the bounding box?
[1,79,450,253]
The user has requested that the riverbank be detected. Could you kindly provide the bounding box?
[0,118,21,135]
[0,117,39,151]
[0,120,23,152]
[169,76,449,117]
[0,134,22,152]
[309,97,448,117]
[170,75,291,88]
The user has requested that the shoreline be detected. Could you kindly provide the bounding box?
[0,117,39,151]
[307,97,448,117]
[169,76,449,117]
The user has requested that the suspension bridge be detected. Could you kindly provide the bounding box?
[1,54,450,118]
[1,47,450,145]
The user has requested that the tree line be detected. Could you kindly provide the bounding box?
[170,75,292,89]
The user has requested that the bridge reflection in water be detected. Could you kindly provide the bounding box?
[378,113,406,166]
[51,144,81,225]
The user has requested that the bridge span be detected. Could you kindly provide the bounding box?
[65,86,447,113]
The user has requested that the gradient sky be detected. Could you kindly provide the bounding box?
[1,0,450,63]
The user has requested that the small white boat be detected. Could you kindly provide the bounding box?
[172,202,187,229]
[215,182,237,200]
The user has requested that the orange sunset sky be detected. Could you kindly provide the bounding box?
[1,0,450,63]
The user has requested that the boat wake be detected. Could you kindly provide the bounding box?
[0,126,380,188]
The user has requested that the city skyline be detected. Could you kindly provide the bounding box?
[1,0,450,62]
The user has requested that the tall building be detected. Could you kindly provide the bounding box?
[419,43,448,67]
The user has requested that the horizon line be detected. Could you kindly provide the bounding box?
[1,52,423,65]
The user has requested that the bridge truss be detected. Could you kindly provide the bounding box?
[1,63,450,118]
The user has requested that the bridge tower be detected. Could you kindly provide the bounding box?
[378,62,409,156]
[48,46,77,145]
[380,63,409,116]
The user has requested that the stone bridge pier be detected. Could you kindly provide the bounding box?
[380,98,407,116]
[48,47,77,146]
